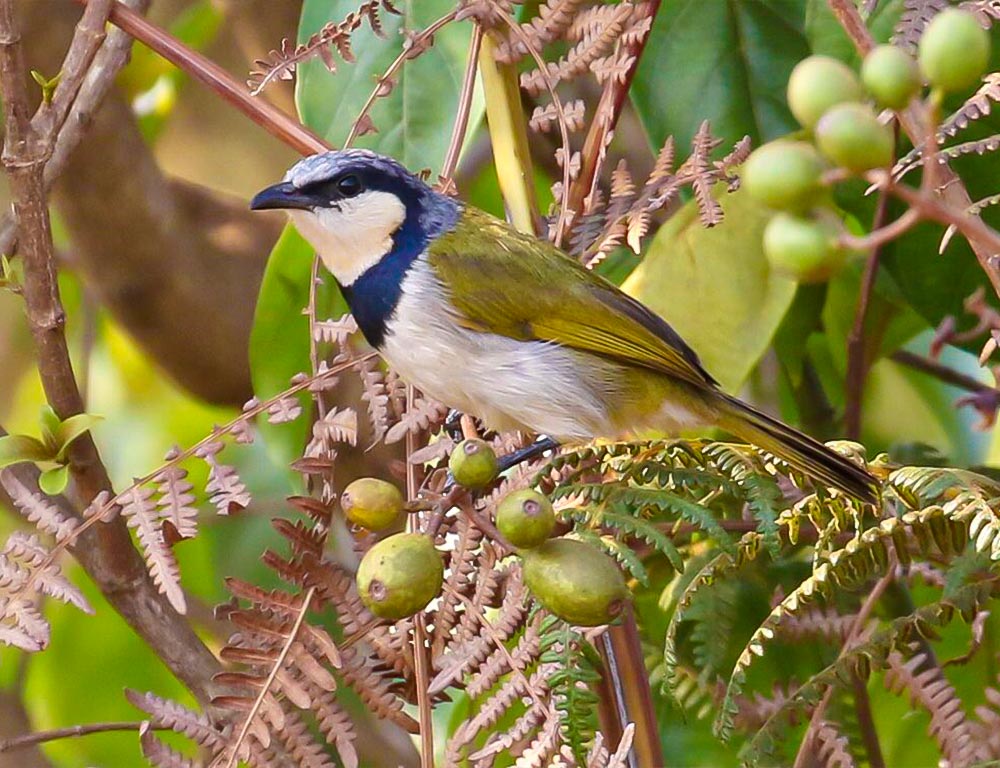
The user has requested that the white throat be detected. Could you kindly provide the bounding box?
[288,190,407,286]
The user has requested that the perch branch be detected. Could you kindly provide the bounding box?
[0,721,164,753]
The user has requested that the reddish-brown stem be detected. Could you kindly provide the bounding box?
[440,24,484,182]
[0,720,164,753]
[343,11,459,148]
[844,188,891,439]
[563,0,662,238]
[891,349,999,394]
[76,0,329,156]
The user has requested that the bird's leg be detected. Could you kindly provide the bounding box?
[444,409,464,442]
[496,436,561,473]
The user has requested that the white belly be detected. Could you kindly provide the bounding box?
[379,260,613,440]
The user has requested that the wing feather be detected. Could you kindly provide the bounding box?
[428,208,718,388]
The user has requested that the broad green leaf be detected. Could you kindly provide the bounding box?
[622,189,797,394]
[249,225,345,472]
[629,0,903,151]
[38,465,69,496]
[631,0,809,151]
[0,434,52,468]
[296,0,483,170]
[54,413,103,458]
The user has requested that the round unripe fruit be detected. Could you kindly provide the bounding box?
[742,141,824,211]
[861,45,921,108]
[787,55,863,129]
[449,439,498,489]
[356,533,443,620]
[815,103,893,171]
[522,538,628,626]
[763,213,844,283]
[496,489,556,549]
[341,477,404,531]
[918,9,990,92]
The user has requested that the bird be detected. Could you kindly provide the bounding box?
[250,149,878,503]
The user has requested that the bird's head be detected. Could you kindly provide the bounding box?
[250,149,459,286]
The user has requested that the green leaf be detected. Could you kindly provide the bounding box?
[296,0,483,170]
[249,225,346,471]
[54,413,103,459]
[39,404,61,452]
[39,465,70,496]
[631,0,809,151]
[0,434,53,468]
[622,188,797,393]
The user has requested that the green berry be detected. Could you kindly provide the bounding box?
[356,533,443,620]
[341,477,404,531]
[919,9,990,92]
[496,489,556,549]
[522,538,628,626]
[861,45,921,108]
[787,55,863,129]
[763,213,844,283]
[742,141,825,211]
[448,439,498,489]
[815,103,894,172]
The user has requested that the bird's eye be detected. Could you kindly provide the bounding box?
[336,174,363,197]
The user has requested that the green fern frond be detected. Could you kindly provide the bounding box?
[539,619,601,763]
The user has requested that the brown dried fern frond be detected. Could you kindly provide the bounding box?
[247,0,401,95]
[884,648,984,766]
[494,0,589,63]
[813,720,857,768]
[893,0,949,50]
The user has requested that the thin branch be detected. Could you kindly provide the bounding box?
[76,0,329,156]
[793,554,896,768]
[343,11,459,148]
[440,24,484,182]
[845,187,892,439]
[851,671,886,768]
[563,1,662,237]
[0,721,162,753]
[891,349,997,393]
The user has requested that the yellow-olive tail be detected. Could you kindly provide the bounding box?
[714,394,879,504]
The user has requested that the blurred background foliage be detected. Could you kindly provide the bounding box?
[3,0,1000,765]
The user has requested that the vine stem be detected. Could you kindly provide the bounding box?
[844,187,891,439]
[343,11,459,148]
[440,24,483,183]
[793,551,896,768]
[0,721,164,752]
[76,0,329,155]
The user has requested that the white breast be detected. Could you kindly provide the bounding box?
[379,258,614,440]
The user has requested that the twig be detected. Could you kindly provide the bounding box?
[222,586,316,768]
[343,11,459,148]
[793,554,896,768]
[826,0,1000,300]
[562,0,662,240]
[0,721,163,753]
[851,671,887,768]
[440,24,483,182]
[76,0,329,156]
[891,349,997,394]
[844,188,892,439]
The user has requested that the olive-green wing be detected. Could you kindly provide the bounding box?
[428,207,718,388]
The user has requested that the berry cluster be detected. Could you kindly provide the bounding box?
[745,10,990,282]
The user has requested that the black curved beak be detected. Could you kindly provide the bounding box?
[250,181,315,211]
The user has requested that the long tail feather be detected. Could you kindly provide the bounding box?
[714,394,879,503]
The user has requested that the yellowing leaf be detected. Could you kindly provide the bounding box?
[622,189,796,393]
